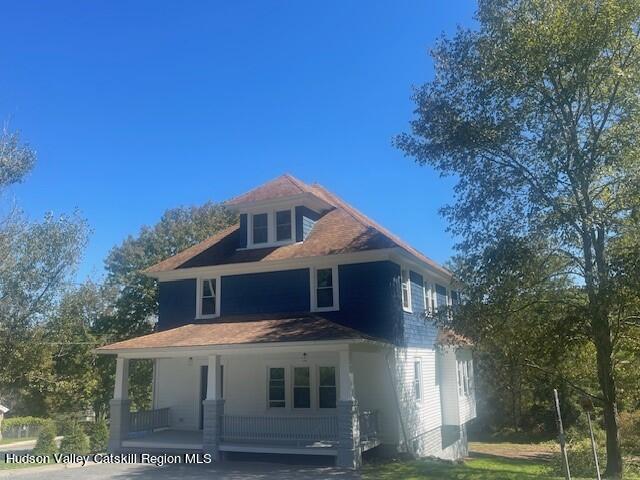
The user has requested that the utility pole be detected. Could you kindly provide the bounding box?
[553,389,571,480]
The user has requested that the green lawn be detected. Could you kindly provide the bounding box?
[363,455,640,480]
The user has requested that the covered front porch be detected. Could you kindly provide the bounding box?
[106,339,393,468]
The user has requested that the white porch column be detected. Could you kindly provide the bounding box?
[206,354,221,400]
[203,354,224,461]
[109,356,131,453]
[337,346,361,469]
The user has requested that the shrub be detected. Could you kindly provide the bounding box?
[58,421,90,455]
[620,410,640,455]
[32,422,57,456]
[1,416,49,439]
[551,435,606,478]
[88,419,109,453]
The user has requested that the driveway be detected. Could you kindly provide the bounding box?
[0,461,361,480]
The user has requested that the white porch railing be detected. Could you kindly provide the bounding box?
[128,407,170,434]
[221,415,339,444]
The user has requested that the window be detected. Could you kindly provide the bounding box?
[276,210,292,242]
[311,266,339,311]
[414,360,422,400]
[197,278,219,318]
[435,284,448,311]
[318,366,337,408]
[293,367,311,408]
[252,213,268,244]
[268,367,286,408]
[401,269,412,312]
[457,360,473,397]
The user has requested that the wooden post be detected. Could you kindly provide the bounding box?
[553,389,571,480]
[586,411,602,480]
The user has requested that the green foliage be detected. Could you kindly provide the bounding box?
[32,422,57,456]
[620,411,640,456]
[0,128,35,189]
[58,421,89,455]
[87,418,109,453]
[0,417,49,431]
[55,416,75,437]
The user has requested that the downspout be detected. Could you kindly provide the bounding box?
[385,351,415,458]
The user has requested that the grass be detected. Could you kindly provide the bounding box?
[362,450,640,480]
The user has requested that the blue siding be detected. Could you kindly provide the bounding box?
[158,279,197,330]
[322,261,403,345]
[238,214,248,248]
[403,270,439,348]
[221,269,310,315]
[295,206,320,242]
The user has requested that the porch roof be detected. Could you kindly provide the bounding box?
[96,314,388,353]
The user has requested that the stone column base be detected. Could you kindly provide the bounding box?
[202,399,225,461]
[337,400,361,469]
[108,399,131,453]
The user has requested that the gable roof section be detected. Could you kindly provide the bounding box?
[96,314,386,352]
[144,174,451,277]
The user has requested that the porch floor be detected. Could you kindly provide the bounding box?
[122,430,339,456]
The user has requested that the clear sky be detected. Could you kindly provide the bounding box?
[0,1,476,281]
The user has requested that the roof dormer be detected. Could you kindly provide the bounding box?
[225,174,332,249]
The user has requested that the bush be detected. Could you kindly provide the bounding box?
[1,416,49,439]
[32,422,57,456]
[552,436,606,478]
[58,421,89,455]
[87,419,109,453]
[620,410,640,455]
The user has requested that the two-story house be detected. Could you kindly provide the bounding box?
[97,174,476,468]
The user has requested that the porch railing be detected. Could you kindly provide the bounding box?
[359,409,379,443]
[128,407,170,434]
[221,415,338,445]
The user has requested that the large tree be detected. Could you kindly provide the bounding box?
[0,128,88,414]
[396,0,640,477]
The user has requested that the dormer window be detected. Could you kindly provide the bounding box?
[252,213,268,244]
[247,208,296,247]
[276,210,292,242]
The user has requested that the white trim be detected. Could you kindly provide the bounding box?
[317,364,338,409]
[196,276,221,319]
[291,365,312,410]
[310,265,339,312]
[401,268,412,313]
[267,365,287,409]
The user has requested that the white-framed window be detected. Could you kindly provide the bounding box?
[310,266,339,311]
[401,268,412,312]
[318,366,337,408]
[293,366,311,409]
[414,360,422,400]
[457,360,473,397]
[435,284,448,312]
[275,209,293,242]
[268,367,286,408]
[247,208,296,247]
[196,277,221,319]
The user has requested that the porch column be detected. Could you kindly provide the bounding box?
[109,357,130,453]
[337,348,361,469]
[202,354,224,461]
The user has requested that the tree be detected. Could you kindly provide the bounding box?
[396,1,640,476]
[32,421,57,456]
[92,203,236,416]
[0,128,88,415]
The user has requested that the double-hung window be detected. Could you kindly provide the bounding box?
[311,266,339,311]
[275,210,292,242]
[252,213,268,244]
[401,269,412,312]
[268,367,286,408]
[414,360,422,400]
[197,278,219,318]
[457,360,472,397]
[435,284,448,312]
[293,367,311,408]
[318,366,337,408]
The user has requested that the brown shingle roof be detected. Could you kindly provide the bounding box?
[96,314,385,352]
[144,174,451,277]
[436,329,473,348]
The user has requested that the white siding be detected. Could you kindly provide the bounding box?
[439,349,460,425]
[456,349,477,423]
[154,357,201,430]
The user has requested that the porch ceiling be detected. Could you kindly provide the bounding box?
[96,314,389,354]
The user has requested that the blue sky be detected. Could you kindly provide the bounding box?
[0,1,476,281]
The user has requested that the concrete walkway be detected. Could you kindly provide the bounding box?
[0,461,361,479]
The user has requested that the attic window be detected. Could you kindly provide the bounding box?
[252,213,268,244]
[276,210,292,241]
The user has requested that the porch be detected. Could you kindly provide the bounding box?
[106,340,394,468]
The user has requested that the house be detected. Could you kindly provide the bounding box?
[97,174,476,468]
[0,404,8,441]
